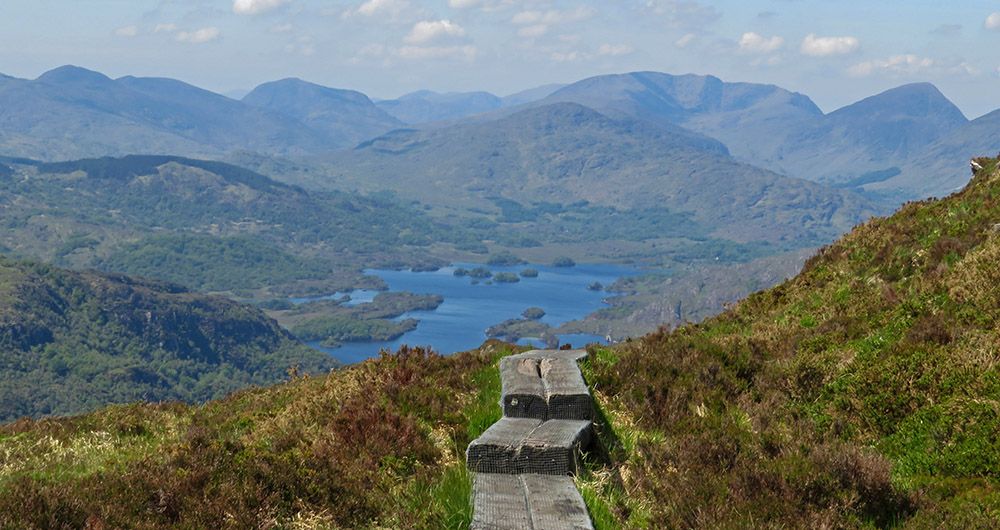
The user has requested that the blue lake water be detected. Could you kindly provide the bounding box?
[302,262,642,364]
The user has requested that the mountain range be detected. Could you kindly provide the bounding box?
[1,65,996,201]
[326,102,877,246]
[0,66,395,159]
[373,83,565,123]
[521,72,988,199]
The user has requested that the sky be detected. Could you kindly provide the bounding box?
[1,0,999,117]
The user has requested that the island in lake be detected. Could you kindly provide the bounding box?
[266,291,443,348]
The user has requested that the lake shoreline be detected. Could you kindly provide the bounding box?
[289,262,647,363]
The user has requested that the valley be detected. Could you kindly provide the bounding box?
[0,64,998,413]
[5,2,1000,526]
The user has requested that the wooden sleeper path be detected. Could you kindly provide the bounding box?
[467,349,595,530]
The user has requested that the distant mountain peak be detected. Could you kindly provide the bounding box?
[36,65,112,85]
[831,82,967,122]
[243,77,402,145]
[398,89,439,100]
[244,77,375,106]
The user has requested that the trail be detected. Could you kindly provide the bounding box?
[466,349,595,530]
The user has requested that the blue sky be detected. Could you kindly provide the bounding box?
[2,0,999,116]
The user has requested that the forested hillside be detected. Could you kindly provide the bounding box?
[0,257,335,420]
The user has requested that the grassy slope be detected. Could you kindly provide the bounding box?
[587,157,1000,527]
[0,344,510,529]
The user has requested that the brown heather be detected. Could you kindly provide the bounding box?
[0,344,509,529]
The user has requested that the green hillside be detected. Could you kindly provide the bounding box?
[0,257,336,420]
[586,157,1000,526]
[0,155,466,295]
[326,102,879,247]
[4,158,1000,527]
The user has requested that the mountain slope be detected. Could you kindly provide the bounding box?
[0,68,207,160]
[500,83,566,107]
[539,71,824,165]
[769,83,969,190]
[242,78,402,146]
[0,155,464,293]
[375,85,565,124]
[0,256,335,420]
[585,156,1000,526]
[376,90,503,124]
[538,72,975,198]
[0,66,371,160]
[326,102,878,246]
[889,109,1000,197]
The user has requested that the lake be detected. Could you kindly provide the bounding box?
[300,262,642,364]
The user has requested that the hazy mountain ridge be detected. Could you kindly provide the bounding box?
[535,71,994,199]
[891,109,1000,197]
[375,84,565,124]
[242,78,403,147]
[2,65,996,202]
[328,102,879,246]
[0,66,395,159]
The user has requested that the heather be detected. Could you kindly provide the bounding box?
[585,157,1000,527]
[0,344,509,529]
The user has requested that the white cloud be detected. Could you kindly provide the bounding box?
[518,24,548,38]
[396,45,478,60]
[597,43,634,56]
[986,12,1000,30]
[674,33,696,48]
[405,20,466,44]
[848,54,978,77]
[115,25,138,38]
[354,0,408,17]
[271,23,294,33]
[175,27,221,44]
[153,23,178,33]
[233,0,289,15]
[739,32,783,53]
[449,0,480,8]
[800,33,859,56]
